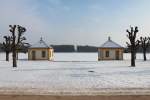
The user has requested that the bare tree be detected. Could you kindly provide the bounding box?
[3,35,12,61]
[126,26,140,67]
[9,25,27,67]
[139,37,150,61]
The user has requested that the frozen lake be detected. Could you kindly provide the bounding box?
[0,53,150,95]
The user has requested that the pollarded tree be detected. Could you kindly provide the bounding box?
[139,36,150,61]
[16,38,29,60]
[3,35,12,61]
[126,26,140,67]
[9,25,27,67]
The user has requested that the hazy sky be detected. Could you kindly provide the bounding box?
[0,0,150,46]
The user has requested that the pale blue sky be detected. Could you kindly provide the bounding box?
[0,0,150,46]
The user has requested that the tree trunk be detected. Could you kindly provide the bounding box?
[143,50,147,61]
[131,48,135,67]
[6,51,9,61]
[16,52,18,60]
[12,49,17,67]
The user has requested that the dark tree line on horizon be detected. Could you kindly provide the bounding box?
[50,45,98,52]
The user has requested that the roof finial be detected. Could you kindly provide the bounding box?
[108,36,111,41]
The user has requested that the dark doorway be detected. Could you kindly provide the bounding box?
[116,50,119,60]
[32,51,36,60]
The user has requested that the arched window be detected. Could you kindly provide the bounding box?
[105,51,109,57]
[42,51,46,58]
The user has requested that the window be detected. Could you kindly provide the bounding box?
[32,51,36,60]
[105,51,109,57]
[42,51,46,58]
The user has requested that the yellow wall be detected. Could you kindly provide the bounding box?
[98,48,124,60]
[28,48,54,60]
[48,49,54,60]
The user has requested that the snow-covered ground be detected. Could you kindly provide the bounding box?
[0,52,150,95]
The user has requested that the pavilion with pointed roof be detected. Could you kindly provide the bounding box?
[28,38,54,60]
[98,37,124,61]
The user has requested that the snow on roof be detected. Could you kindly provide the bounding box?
[99,37,123,48]
[29,38,52,49]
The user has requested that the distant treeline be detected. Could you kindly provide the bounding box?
[51,45,75,52]
[51,45,98,52]
[77,45,98,52]
[1,43,150,53]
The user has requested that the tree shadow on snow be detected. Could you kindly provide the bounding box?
[18,59,28,61]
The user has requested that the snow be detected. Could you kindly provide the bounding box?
[0,53,150,95]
